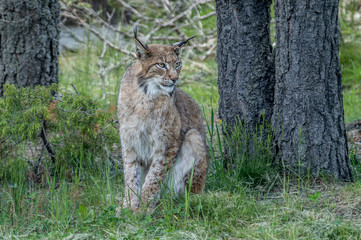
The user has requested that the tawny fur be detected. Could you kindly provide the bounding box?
[117,37,209,213]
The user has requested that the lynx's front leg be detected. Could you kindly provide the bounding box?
[121,149,142,212]
[140,149,175,210]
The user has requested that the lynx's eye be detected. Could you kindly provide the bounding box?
[156,63,166,69]
[175,62,182,69]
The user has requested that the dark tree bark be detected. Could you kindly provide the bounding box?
[273,0,352,180]
[0,0,59,96]
[215,0,275,130]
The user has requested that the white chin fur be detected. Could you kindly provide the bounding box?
[145,78,175,97]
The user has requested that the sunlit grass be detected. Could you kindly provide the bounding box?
[344,89,361,123]
[340,41,361,123]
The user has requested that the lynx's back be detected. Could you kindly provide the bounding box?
[117,28,209,213]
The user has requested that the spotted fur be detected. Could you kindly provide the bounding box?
[117,31,209,213]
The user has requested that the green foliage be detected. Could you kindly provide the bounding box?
[0,84,119,180]
[339,1,361,123]
[0,84,55,140]
[224,120,274,185]
[50,89,119,166]
[343,89,361,123]
[308,191,321,204]
[340,42,361,90]
[340,0,361,41]
[340,41,361,123]
[205,111,276,192]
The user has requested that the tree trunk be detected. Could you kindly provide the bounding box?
[273,0,352,180]
[0,0,59,96]
[215,0,275,131]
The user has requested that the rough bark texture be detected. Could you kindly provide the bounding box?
[215,0,275,130]
[0,0,59,96]
[273,0,352,180]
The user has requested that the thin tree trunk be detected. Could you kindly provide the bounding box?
[273,0,352,180]
[215,0,274,130]
[0,0,59,96]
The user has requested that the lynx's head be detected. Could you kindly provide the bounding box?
[134,27,196,97]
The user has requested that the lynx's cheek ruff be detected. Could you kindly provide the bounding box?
[142,77,176,97]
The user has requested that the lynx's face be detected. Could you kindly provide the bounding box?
[133,28,196,98]
[137,45,182,97]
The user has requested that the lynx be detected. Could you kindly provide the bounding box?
[117,28,209,213]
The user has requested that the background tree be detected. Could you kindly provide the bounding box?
[215,0,275,130]
[0,0,59,96]
[215,0,275,169]
[272,0,352,180]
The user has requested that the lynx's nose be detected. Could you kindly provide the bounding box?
[170,76,178,83]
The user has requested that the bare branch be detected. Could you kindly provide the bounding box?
[39,121,56,164]
[116,0,154,21]
[61,11,136,58]
[71,83,79,95]
[197,11,216,20]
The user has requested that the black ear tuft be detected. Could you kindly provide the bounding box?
[173,35,197,55]
[133,25,150,58]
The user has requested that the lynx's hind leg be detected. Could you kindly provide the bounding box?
[168,129,209,195]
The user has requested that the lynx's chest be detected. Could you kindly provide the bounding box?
[118,97,181,165]
[126,117,161,164]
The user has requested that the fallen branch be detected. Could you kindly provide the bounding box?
[39,120,56,164]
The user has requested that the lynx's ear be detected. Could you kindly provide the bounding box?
[173,35,197,55]
[133,25,150,59]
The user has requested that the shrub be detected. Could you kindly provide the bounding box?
[0,84,119,182]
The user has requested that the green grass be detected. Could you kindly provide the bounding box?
[339,0,361,123]
[1,160,361,239]
[340,41,361,123]
[343,89,361,123]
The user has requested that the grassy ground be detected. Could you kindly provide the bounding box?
[341,42,361,123]
[1,3,361,240]
[2,179,361,239]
